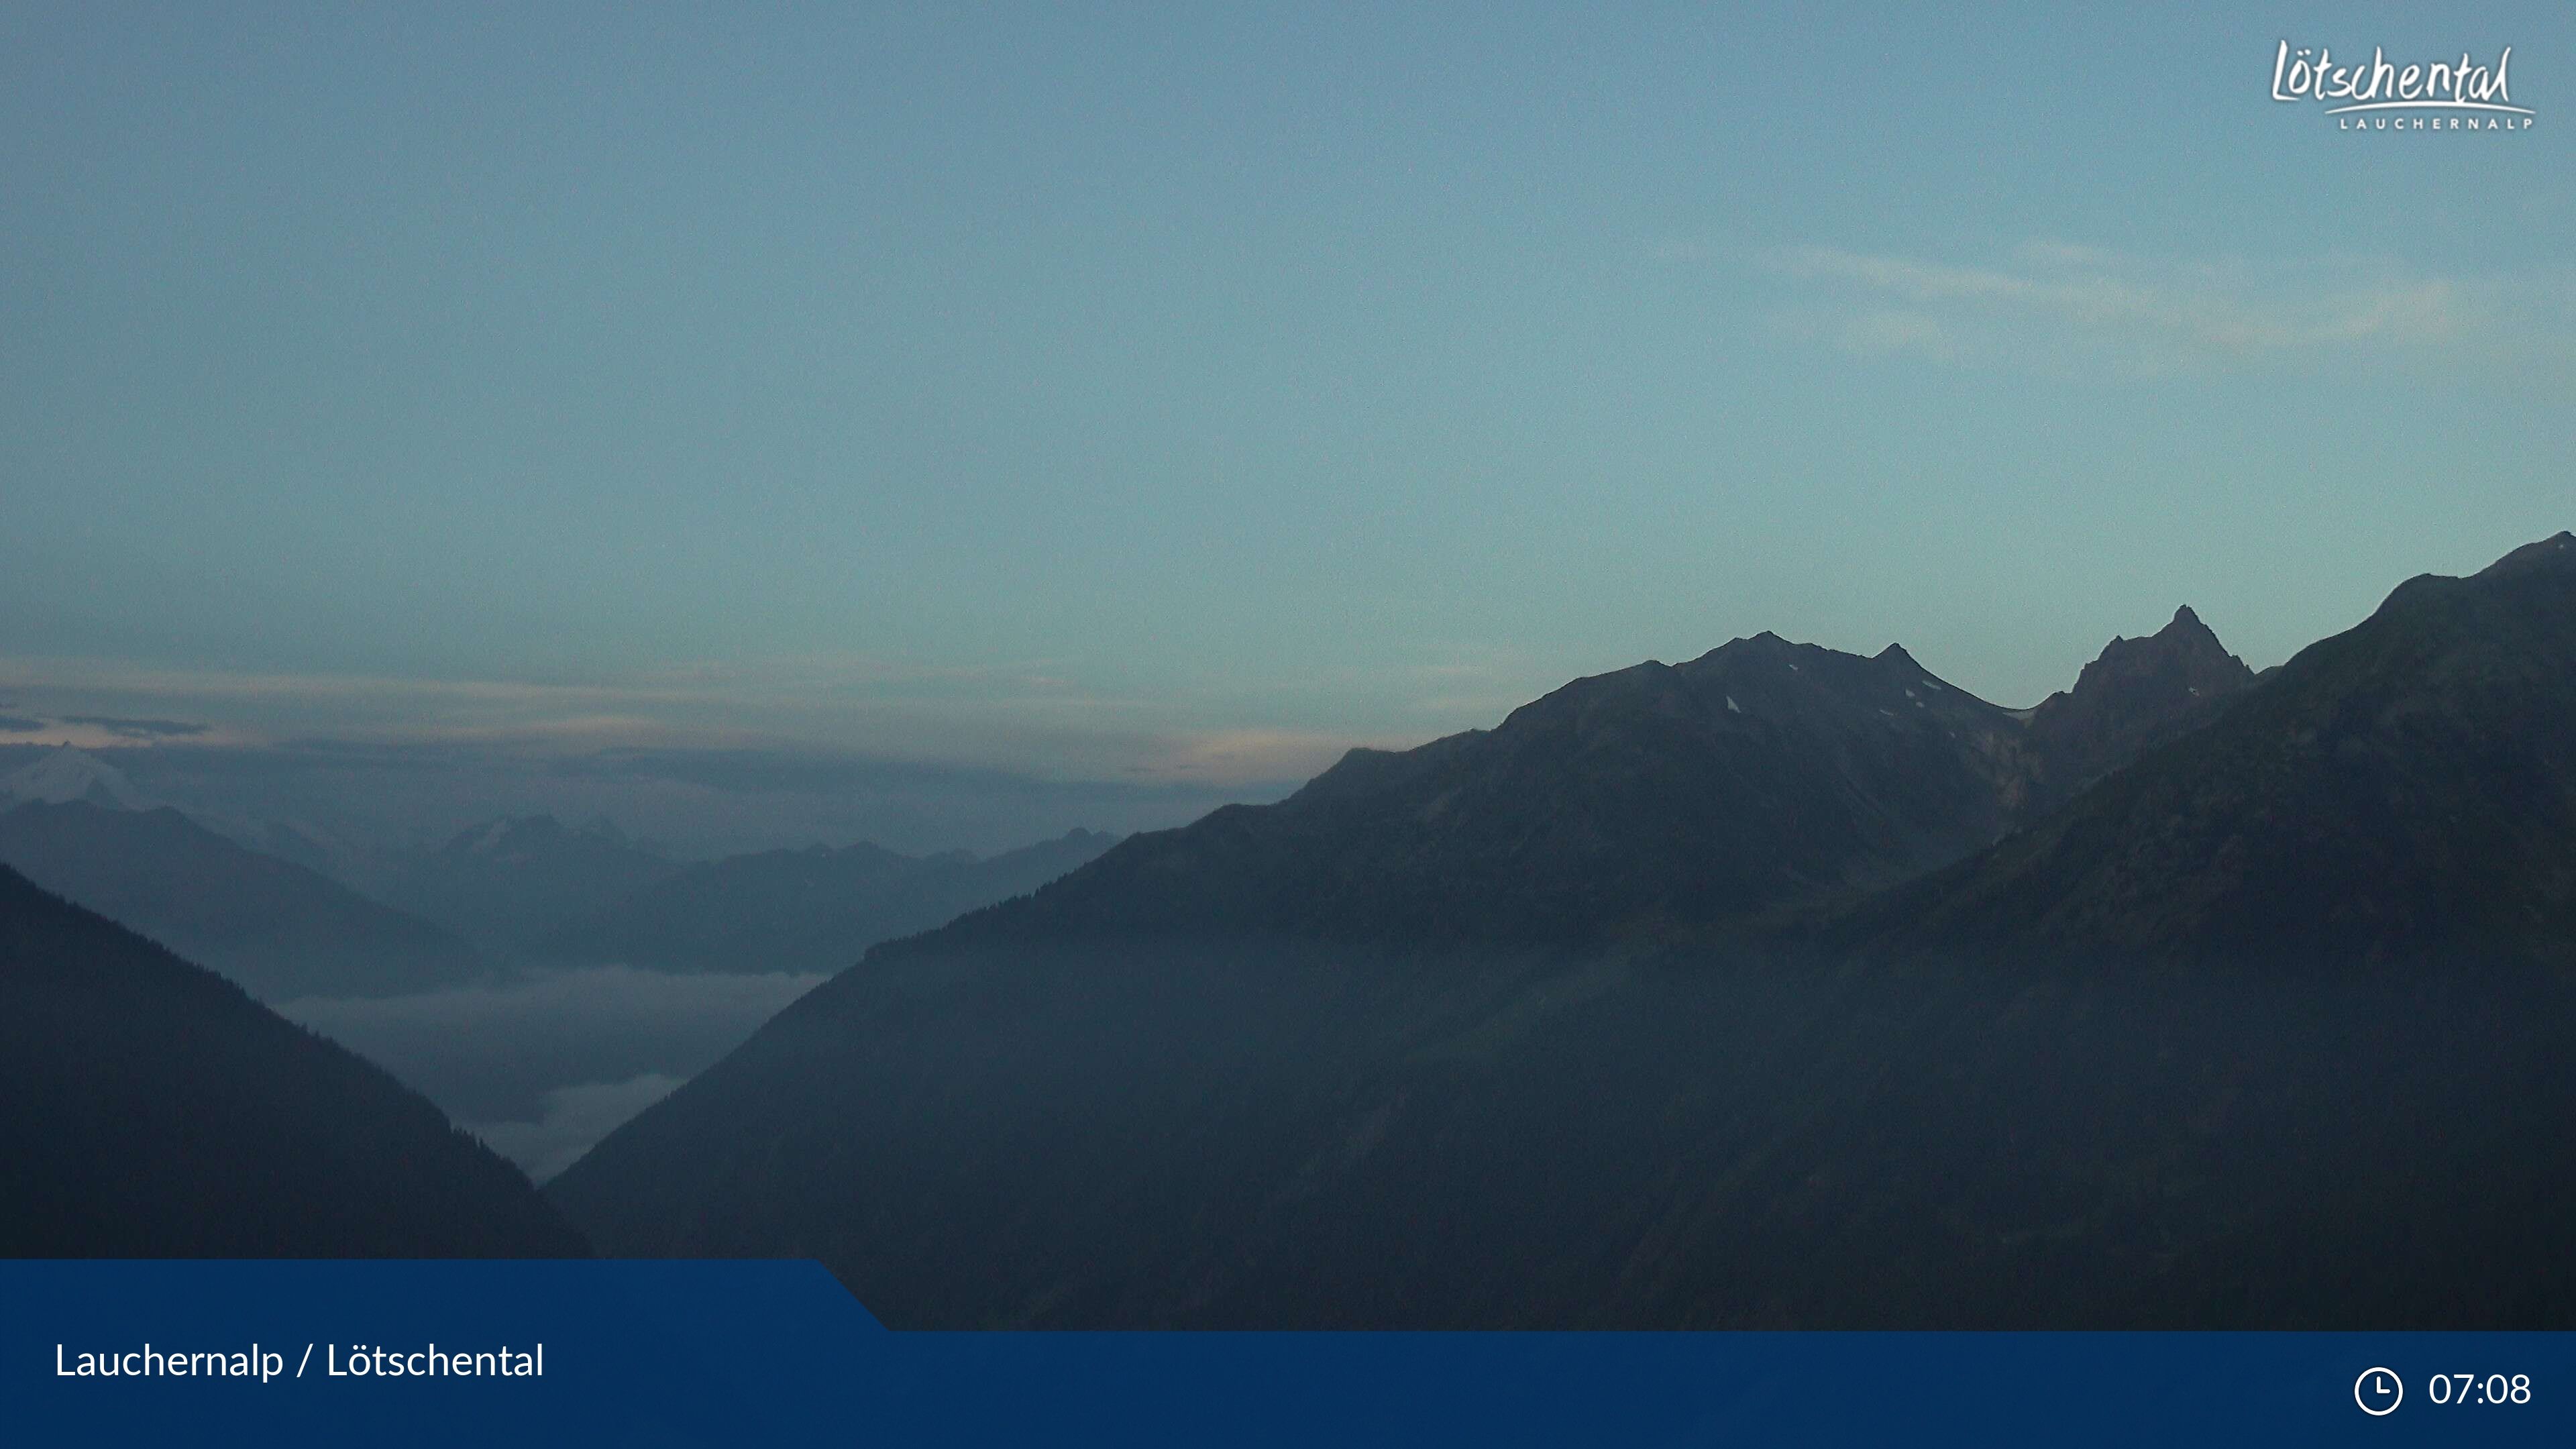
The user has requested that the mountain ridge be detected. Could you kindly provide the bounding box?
[1,864,585,1257]
[537,827,1120,975]
[1846,530,2576,966]
[549,533,2576,1329]
[880,602,2268,959]
[0,800,488,1000]
[902,633,2035,950]
[373,815,678,957]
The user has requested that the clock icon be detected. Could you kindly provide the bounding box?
[2356,1367,2404,1415]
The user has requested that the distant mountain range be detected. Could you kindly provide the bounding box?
[551,533,2576,1328]
[371,815,680,957]
[314,812,1122,977]
[0,771,1121,999]
[0,863,583,1257]
[0,800,488,1000]
[0,746,155,812]
[537,828,1119,975]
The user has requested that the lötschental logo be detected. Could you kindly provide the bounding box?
[2271,42,2535,132]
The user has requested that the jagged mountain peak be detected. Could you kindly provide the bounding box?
[1864,530,2576,965]
[2016,603,2255,812]
[2078,602,2241,672]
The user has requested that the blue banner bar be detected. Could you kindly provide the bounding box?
[4,1262,2567,1446]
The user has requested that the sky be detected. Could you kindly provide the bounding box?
[4,3,2571,805]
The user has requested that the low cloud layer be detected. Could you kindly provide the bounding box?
[466,1073,684,1183]
[279,965,827,1126]
[0,650,1373,793]
[56,714,212,740]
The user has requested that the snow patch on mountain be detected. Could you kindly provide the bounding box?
[0,747,154,812]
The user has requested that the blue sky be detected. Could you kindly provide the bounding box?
[3,3,2569,789]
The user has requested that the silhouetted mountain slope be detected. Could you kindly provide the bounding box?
[538,829,1118,975]
[551,932,2576,1328]
[932,638,2030,946]
[1860,532,2576,965]
[2021,606,2256,813]
[549,536,2576,1329]
[376,815,676,956]
[0,802,486,999]
[0,865,585,1258]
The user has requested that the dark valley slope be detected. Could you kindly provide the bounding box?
[0,865,584,1257]
[0,801,487,1000]
[551,932,2576,1328]
[549,538,2576,1328]
[536,829,1118,975]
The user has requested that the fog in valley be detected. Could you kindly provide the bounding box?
[0,739,1126,1181]
[278,966,826,1180]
